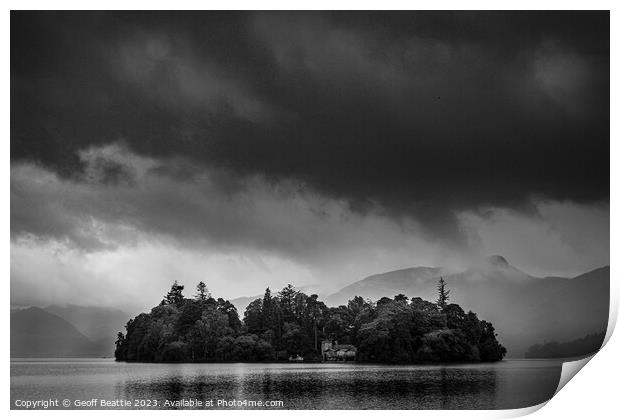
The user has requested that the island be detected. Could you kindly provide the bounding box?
[114,279,506,363]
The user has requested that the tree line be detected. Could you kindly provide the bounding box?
[525,332,605,359]
[114,278,506,363]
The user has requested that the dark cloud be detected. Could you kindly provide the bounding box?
[11,11,609,241]
[10,144,434,260]
[10,146,609,308]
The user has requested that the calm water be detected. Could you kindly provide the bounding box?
[11,358,562,410]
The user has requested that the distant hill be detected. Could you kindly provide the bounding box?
[525,331,605,359]
[229,295,261,315]
[44,304,129,356]
[11,307,105,357]
[325,257,609,357]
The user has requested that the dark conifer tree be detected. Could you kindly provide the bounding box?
[195,281,210,302]
[436,277,450,310]
[278,284,298,322]
[262,287,275,332]
[164,280,185,305]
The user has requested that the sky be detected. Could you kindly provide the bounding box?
[10,11,609,312]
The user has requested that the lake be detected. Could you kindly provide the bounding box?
[11,358,562,410]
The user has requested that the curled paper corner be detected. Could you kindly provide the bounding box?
[518,282,617,415]
[553,308,616,398]
[501,355,598,419]
[602,264,618,349]
[554,354,595,396]
[493,401,549,419]
[495,356,596,420]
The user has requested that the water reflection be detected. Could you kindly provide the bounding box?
[12,359,562,410]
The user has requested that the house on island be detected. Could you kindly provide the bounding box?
[321,340,357,361]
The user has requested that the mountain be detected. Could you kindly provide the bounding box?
[325,257,609,357]
[11,307,105,357]
[230,295,261,315]
[44,304,130,356]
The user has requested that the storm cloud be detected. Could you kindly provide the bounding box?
[12,12,609,217]
[10,11,609,309]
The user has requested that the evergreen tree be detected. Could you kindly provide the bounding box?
[436,277,450,310]
[262,287,275,332]
[164,280,185,305]
[278,284,298,322]
[304,294,325,351]
[195,281,210,302]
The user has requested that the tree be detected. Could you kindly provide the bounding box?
[436,277,450,310]
[243,298,263,334]
[262,287,276,333]
[303,294,325,351]
[217,298,242,333]
[195,281,210,302]
[195,307,230,360]
[114,332,126,360]
[176,300,203,336]
[215,336,235,361]
[324,311,347,341]
[281,322,312,357]
[347,296,375,343]
[377,297,393,307]
[347,296,370,318]
[444,303,467,330]
[394,294,409,304]
[478,320,507,361]
[278,284,298,322]
[232,335,260,361]
[164,281,185,306]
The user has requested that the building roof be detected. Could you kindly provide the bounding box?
[333,344,356,351]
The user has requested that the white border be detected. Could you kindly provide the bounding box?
[4,2,616,420]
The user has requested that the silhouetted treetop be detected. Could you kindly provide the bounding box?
[436,277,450,310]
[164,281,185,306]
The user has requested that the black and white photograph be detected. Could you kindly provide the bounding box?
[9,9,610,411]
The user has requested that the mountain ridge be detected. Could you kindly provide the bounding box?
[11,307,105,357]
[43,304,130,355]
